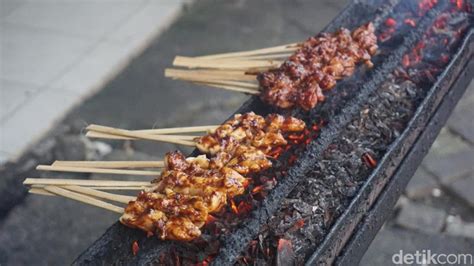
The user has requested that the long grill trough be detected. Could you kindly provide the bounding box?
[74,0,473,265]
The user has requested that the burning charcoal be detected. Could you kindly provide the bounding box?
[276,239,295,266]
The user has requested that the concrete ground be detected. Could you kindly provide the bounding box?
[0,0,472,265]
[0,0,188,164]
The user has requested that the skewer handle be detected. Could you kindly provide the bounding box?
[43,186,124,213]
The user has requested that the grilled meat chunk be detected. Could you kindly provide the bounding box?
[258,23,377,110]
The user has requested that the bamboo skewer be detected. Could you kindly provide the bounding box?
[88,124,217,135]
[165,69,257,81]
[86,125,196,146]
[85,131,199,140]
[235,53,293,60]
[52,160,165,169]
[29,187,55,196]
[169,76,259,89]
[166,42,304,94]
[24,178,152,187]
[30,185,136,203]
[42,186,124,213]
[195,82,261,95]
[36,165,161,176]
[195,42,299,60]
[31,184,147,191]
[62,185,135,204]
[173,57,283,70]
[76,186,147,190]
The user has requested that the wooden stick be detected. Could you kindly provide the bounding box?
[24,178,152,187]
[52,160,165,169]
[88,124,216,135]
[86,125,196,146]
[43,186,124,213]
[168,75,260,89]
[29,187,55,196]
[30,185,137,203]
[63,186,135,204]
[195,82,261,95]
[30,184,149,191]
[165,68,256,81]
[236,53,293,60]
[79,186,147,190]
[85,125,216,140]
[36,165,161,176]
[194,43,299,60]
[85,131,199,141]
[173,57,283,70]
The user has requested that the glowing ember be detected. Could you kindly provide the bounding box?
[402,54,410,68]
[252,185,264,194]
[206,214,216,224]
[132,241,139,256]
[453,0,463,10]
[362,153,377,168]
[268,146,284,159]
[404,18,416,27]
[230,199,238,214]
[196,256,213,266]
[277,238,293,252]
[419,0,438,12]
[385,18,397,27]
[294,219,305,229]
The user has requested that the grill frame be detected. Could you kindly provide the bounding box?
[73,1,474,264]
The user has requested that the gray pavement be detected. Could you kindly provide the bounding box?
[0,0,188,163]
[0,0,473,265]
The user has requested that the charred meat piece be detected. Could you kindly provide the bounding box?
[121,151,248,241]
[121,113,306,241]
[196,112,306,156]
[258,23,377,110]
[120,191,207,241]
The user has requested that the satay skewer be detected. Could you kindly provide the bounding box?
[85,132,198,140]
[173,57,283,69]
[28,186,135,204]
[41,186,124,213]
[52,160,165,169]
[36,165,161,176]
[24,178,152,187]
[165,68,257,81]
[194,42,299,60]
[167,23,378,110]
[86,125,196,146]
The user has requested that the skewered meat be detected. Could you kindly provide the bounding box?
[121,191,207,241]
[121,113,306,241]
[196,112,306,155]
[157,151,247,210]
[212,145,272,175]
[121,151,248,241]
[258,23,378,110]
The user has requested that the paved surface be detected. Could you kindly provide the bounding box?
[0,0,472,265]
[0,0,188,164]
